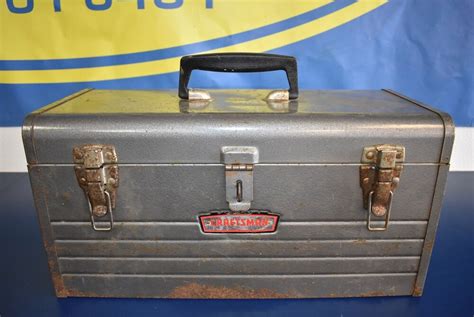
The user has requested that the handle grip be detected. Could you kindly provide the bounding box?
[178,53,298,99]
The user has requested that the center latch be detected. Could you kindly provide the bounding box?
[221,146,259,211]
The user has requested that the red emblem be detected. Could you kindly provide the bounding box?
[199,212,279,234]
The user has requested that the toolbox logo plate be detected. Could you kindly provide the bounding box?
[199,212,279,234]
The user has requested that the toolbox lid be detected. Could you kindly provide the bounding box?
[23,89,454,165]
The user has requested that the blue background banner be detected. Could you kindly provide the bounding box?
[0,0,473,126]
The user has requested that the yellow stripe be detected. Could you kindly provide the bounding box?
[0,0,387,84]
[0,1,324,60]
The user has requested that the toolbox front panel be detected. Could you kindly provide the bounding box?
[38,164,438,222]
[29,164,439,298]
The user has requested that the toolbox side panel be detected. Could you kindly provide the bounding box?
[380,91,455,295]
[413,164,451,295]
[27,167,67,297]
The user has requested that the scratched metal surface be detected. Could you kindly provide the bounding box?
[23,89,446,164]
[20,88,455,299]
[0,172,472,316]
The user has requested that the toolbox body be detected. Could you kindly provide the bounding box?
[23,54,454,298]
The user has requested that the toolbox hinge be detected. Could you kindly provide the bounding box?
[360,144,405,231]
[221,146,259,212]
[73,145,119,231]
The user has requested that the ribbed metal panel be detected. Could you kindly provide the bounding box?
[62,274,418,298]
[59,256,420,275]
[51,221,428,240]
[28,164,437,297]
[55,239,424,258]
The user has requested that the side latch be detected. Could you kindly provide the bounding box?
[73,145,119,231]
[360,144,405,231]
[221,146,259,212]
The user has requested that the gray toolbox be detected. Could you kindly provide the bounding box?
[22,53,454,298]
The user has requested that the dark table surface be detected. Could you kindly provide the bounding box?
[0,172,472,317]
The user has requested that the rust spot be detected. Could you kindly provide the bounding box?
[325,290,393,298]
[423,240,434,252]
[44,240,67,297]
[360,145,403,216]
[383,241,402,253]
[61,192,72,201]
[412,285,423,297]
[67,289,107,298]
[32,187,67,298]
[168,283,294,299]
[51,273,68,297]
[358,290,391,297]
[64,287,400,299]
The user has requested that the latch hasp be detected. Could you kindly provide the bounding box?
[221,146,259,212]
[360,144,405,231]
[73,144,119,231]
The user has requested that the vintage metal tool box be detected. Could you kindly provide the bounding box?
[23,53,454,298]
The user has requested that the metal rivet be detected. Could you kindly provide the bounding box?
[366,151,374,159]
[93,205,107,217]
[393,177,400,185]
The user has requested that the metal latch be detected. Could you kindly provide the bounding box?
[221,146,259,211]
[73,145,119,231]
[360,144,405,231]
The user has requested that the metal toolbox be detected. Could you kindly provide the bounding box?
[22,53,454,298]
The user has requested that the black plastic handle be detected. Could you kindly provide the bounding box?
[178,53,298,99]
